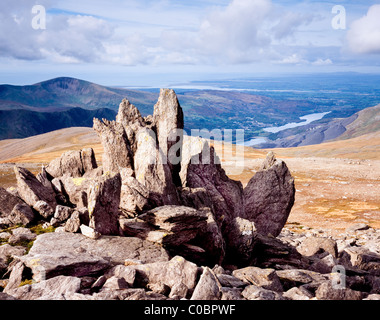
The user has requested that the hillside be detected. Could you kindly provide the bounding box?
[0,107,116,140]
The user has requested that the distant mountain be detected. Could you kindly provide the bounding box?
[0,107,116,140]
[0,77,157,113]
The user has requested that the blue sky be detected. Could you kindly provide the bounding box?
[1,0,380,86]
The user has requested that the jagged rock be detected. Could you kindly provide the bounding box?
[9,203,35,226]
[14,166,57,211]
[93,118,133,174]
[191,267,222,300]
[138,205,207,247]
[133,127,179,205]
[0,244,26,267]
[87,173,121,235]
[45,149,97,179]
[5,275,81,300]
[101,276,129,291]
[20,232,169,281]
[297,237,338,258]
[119,168,153,216]
[153,88,184,186]
[232,267,283,292]
[216,274,247,288]
[344,247,380,275]
[36,166,55,191]
[0,186,29,219]
[184,143,246,262]
[315,281,363,300]
[243,151,295,237]
[105,265,136,287]
[116,99,146,154]
[221,287,245,300]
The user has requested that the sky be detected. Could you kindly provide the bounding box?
[0,0,380,86]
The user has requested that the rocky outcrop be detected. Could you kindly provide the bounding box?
[243,151,295,237]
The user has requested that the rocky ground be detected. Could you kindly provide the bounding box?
[0,90,379,301]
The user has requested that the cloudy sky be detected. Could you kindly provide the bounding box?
[1,0,380,86]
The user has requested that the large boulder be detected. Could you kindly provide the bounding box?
[20,232,169,281]
[93,118,134,174]
[243,152,295,237]
[0,187,34,225]
[87,173,121,235]
[13,166,57,212]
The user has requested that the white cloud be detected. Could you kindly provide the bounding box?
[347,4,380,54]
[312,58,332,66]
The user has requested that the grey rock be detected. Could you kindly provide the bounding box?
[20,232,169,281]
[216,274,247,288]
[123,256,198,291]
[283,287,313,300]
[242,285,285,300]
[57,175,89,208]
[364,294,380,300]
[297,237,338,258]
[14,166,57,211]
[8,227,37,245]
[232,266,283,292]
[0,186,28,218]
[93,118,133,174]
[133,127,179,205]
[80,224,100,239]
[87,173,121,235]
[169,282,189,299]
[106,265,136,287]
[64,211,81,233]
[315,281,363,300]
[153,88,184,187]
[4,261,25,293]
[9,203,35,226]
[139,205,207,247]
[116,99,146,155]
[33,200,54,219]
[0,292,17,300]
[6,275,81,300]
[0,244,26,265]
[51,205,74,226]
[191,267,222,300]
[102,276,129,291]
[221,287,245,300]
[243,152,295,237]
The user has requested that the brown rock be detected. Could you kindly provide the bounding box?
[191,267,222,300]
[297,236,338,258]
[233,266,283,292]
[315,281,363,300]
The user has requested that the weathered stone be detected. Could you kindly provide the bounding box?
[81,148,98,173]
[6,276,81,300]
[80,224,100,239]
[4,261,25,293]
[242,285,286,300]
[283,287,313,300]
[169,282,189,299]
[123,256,198,291]
[0,244,26,265]
[297,236,338,258]
[0,292,17,300]
[191,267,222,300]
[216,274,247,288]
[64,211,81,233]
[153,88,184,187]
[20,232,169,281]
[134,127,179,205]
[243,152,295,237]
[102,276,129,291]
[346,223,370,233]
[33,200,54,219]
[315,281,363,300]
[14,166,57,210]
[221,287,245,300]
[8,227,37,245]
[87,173,121,235]
[46,150,82,178]
[9,203,35,226]
[139,205,207,247]
[344,247,380,275]
[0,186,27,218]
[57,175,89,208]
[119,168,153,215]
[50,205,74,226]
[232,267,283,292]
[116,99,146,154]
[93,118,133,174]
[105,265,136,287]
